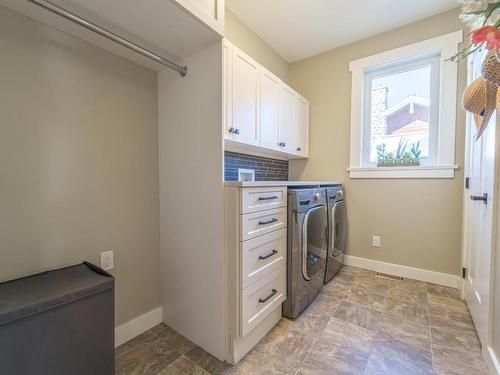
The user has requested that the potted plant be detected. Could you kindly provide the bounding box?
[376,139,421,167]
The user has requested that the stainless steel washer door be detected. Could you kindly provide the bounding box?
[302,205,327,281]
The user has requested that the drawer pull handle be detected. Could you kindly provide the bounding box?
[259,289,278,303]
[258,196,278,201]
[259,249,278,260]
[258,218,278,225]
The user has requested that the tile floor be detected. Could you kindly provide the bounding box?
[116,266,490,375]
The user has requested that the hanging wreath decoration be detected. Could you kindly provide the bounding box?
[453,1,500,140]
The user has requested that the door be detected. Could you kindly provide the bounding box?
[232,47,260,146]
[293,95,309,157]
[279,85,295,154]
[260,69,281,150]
[302,206,327,280]
[463,52,497,346]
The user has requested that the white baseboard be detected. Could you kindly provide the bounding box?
[115,306,163,348]
[344,255,460,288]
[486,346,500,375]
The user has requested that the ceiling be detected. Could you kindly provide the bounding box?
[226,0,459,62]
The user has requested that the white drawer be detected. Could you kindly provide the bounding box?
[240,265,286,337]
[241,187,287,214]
[241,207,286,241]
[241,228,286,289]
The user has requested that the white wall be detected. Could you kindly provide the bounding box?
[0,5,160,327]
[289,9,466,276]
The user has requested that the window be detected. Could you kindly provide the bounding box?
[349,31,463,179]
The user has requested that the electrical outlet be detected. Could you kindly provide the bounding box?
[372,236,381,247]
[100,250,114,271]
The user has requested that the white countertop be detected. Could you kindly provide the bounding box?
[224,180,342,187]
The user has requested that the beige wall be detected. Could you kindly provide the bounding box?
[225,8,289,82]
[0,6,160,326]
[289,8,466,275]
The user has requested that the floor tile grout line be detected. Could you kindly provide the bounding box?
[426,297,436,375]
[362,278,390,375]
[424,285,435,373]
[115,329,162,357]
[297,272,351,374]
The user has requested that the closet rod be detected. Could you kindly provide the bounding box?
[27,0,188,77]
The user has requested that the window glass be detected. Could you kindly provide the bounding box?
[366,60,436,165]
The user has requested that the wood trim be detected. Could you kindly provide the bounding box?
[344,255,460,288]
[485,346,500,375]
[348,165,458,179]
[115,306,163,347]
[348,30,463,178]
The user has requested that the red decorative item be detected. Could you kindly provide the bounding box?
[471,26,500,50]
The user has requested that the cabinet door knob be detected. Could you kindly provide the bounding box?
[278,142,286,147]
[296,147,301,152]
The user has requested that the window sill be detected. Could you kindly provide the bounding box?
[348,165,459,179]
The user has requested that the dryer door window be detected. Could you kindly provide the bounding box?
[302,205,327,280]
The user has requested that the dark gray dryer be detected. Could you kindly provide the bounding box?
[283,187,327,319]
[324,186,347,284]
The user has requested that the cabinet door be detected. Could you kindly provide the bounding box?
[223,39,233,140]
[278,86,295,153]
[260,69,281,150]
[173,0,224,35]
[293,95,309,157]
[232,47,260,146]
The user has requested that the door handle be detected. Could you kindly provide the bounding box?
[259,249,278,260]
[258,289,278,303]
[470,193,488,204]
[258,196,278,201]
[258,218,278,225]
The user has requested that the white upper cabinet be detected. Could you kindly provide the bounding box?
[278,86,295,154]
[293,95,310,157]
[231,47,260,146]
[224,39,309,159]
[260,69,281,151]
[173,0,224,35]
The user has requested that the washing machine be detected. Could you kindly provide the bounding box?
[283,187,327,319]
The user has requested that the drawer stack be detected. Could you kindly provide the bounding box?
[238,187,287,337]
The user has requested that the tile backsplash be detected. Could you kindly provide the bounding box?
[224,152,289,181]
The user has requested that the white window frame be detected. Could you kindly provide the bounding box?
[348,31,463,179]
[362,54,440,166]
